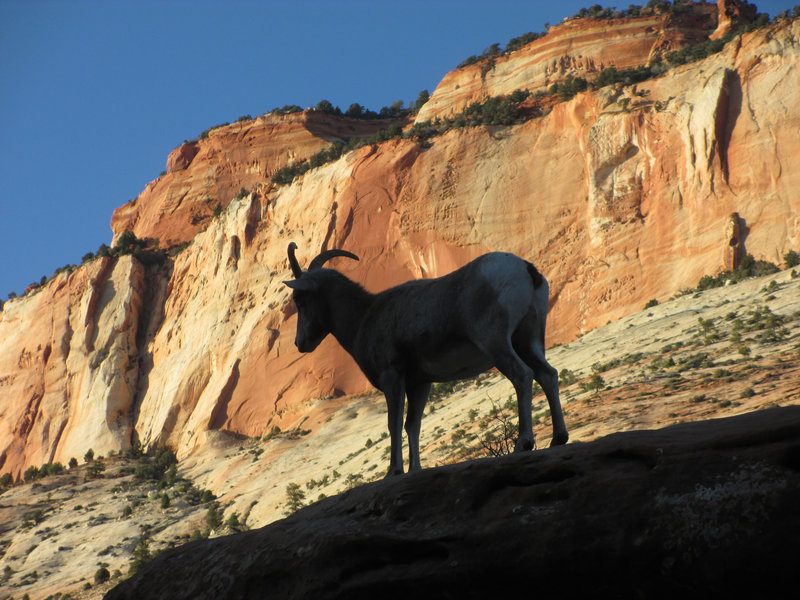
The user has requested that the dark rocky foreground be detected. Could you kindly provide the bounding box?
[106,406,800,600]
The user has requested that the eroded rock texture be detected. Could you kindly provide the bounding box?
[104,406,800,600]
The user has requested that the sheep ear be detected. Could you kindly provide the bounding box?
[284,279,318,291]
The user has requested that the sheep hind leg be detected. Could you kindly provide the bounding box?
[486,342,536,453]
[405,382,431,472]
[517,339,568,447]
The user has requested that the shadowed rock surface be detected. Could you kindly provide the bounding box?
[105,406,800,600]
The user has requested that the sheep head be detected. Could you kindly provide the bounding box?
[284,242,359,352]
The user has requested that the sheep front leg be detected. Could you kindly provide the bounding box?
[405,382,431,472]
[380,372,406,476]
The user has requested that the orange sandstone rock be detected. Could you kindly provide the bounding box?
[110,111,404,248]
[416,4,717,122]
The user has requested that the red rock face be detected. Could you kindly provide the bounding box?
[166,141,199,173]
[110,111,402,247]
[2,12,800,477]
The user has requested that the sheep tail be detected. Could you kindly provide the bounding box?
[526,262,544,289]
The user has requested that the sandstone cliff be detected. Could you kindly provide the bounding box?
[1,7,800,480]
[416,2,718,122]
[109,111,401,248]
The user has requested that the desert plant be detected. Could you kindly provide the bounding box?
[205,501,224,531]
[549,75,588,100]
[135,446,177,481]
[23,465,40,483]
[226,512,242,531]
[559,368,577,385]
[84,448,95,463]
[85,461,105,479]
[480,404,518,457]
[414,89,430,112]
[315,99,340,115]
[284,483,306,515]
[129,535,152,575]
[581,373,606,393]
[784,249,800,268]
[644,298,659,309]
[94,566,110,584]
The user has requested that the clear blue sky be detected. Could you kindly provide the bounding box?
[0,1,795,298]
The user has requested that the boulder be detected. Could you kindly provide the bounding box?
[105,406,800,600]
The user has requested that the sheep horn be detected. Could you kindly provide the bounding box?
[287,242,303,278]
[308,248,360,271]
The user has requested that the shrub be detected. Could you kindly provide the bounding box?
[414,89,430,113]
[284,482,306,515]
[24,466,40,483]
[226,512,242,531]
[68,457,78,468]
[135,446,177,481]
[457,42,502,68]
[86,461,106,479]
[581,373,606,393]
[129,536,152,575]
[204,501,224,531]
[94,566,110,584]
[784,249,800,268]
[0,472,13,488]
[315,99,340,115]
[594,64,659,89]
[39,462,64,477]
[198,122,230,140]
[271,104,303,115]
[559,368,577,385]
[22,508,45,527]
[549,75,588,100]
[160,493,170,509]
[644,298,659,309]
[84,448,95,463]
[506,31,542,53]
[696,254,780,290]
[480,404,518,457]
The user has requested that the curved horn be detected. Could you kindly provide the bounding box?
[308,248,360,271]
[287,242,303,278]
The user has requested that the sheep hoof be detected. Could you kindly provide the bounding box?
[551,432,569,446]
[385,467,404,478]
[514,437,534,452]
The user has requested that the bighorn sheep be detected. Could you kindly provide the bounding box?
[284,242,568,475]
